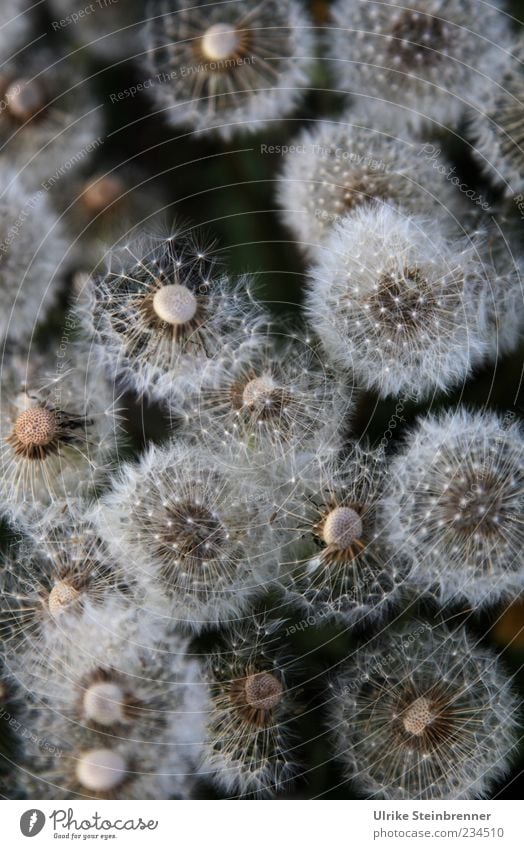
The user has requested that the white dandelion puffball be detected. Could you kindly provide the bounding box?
[143,0,314,140]
[93,441,276,631]
[329,0,512,131]
[306,205,492,399]
[381,408,524,607]
[329,623,519,799]
[12,602,208,799]
[277,120,464,255]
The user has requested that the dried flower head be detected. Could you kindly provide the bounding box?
[144,0,314,140]
[176,331,354,467]
[0,349,122,529]
[381,409,524,607]
[93,441,276,631]
[329,623,519,799]
[202,619,297,797]
[307,205,492,399]
[0,49,102,192]
[0,170,67,344]
[81,228,268,404]
[276,445,407,625]
[329,0,511,131]
[470,44,524,196]
[277,120,462,254]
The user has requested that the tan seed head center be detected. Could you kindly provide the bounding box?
[76,748,127,793]
[6,78,45,122]
[322,506,363,549]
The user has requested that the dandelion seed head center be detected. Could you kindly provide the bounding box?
[445,473,503,537]
[323,506,363,549]
[76,748,127,792]
[81,175,125,215]
[403,696,434,736]
[6,78,46,122]
[14,407,57,448]
[201,23,241,61]
[370,268,433,332]
[153,283,197,325]
[48,581,80,617]
[244,672,283,711]
[83,681,126,726]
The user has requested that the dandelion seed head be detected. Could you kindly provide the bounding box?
[383,409,524,606]
[82,681,127,727]
[5,78,46,122]
[76,749,127,793]
[48,581,81,618]
[152,283,198,326]
[144,0,314,140]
